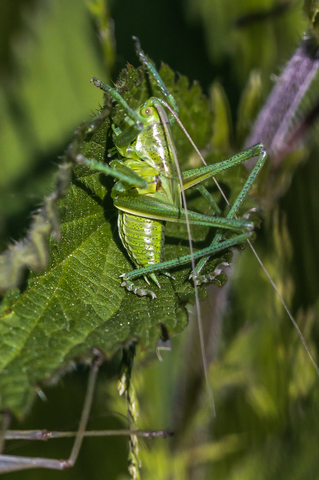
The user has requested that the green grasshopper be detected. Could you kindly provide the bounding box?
[0,38,267,475]
[78,37,267,299]
[2,37,319,479]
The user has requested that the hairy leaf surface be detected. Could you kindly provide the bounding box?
[0,63,250,417]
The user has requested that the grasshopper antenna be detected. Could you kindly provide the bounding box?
[156,103,216,417]
[162,100,319,379]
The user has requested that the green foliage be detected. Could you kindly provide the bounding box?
[304,0,319,39]
[2,1,319,479]
[186,0,306,89]
[0,54,254,419]
[0,0,105,252]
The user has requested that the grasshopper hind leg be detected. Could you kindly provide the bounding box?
[120,271,175,300]
[120,275,157,300]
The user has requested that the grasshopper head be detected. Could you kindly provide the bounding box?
[138,99,161,125]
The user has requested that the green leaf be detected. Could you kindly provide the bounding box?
[1,62,246,418]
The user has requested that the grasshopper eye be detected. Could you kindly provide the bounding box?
[140,106,154,117]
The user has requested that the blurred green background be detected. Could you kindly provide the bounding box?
[1,0,319,479]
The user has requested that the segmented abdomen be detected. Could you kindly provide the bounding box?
[118,212,165,269]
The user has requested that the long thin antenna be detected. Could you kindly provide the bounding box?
[162,100,319,378]
[156,103,216,417]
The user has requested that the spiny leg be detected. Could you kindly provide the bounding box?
[190,143,267,284]
[120,144,266,298]
[114,190,254,299]
[120,231,254,298]
[196,184,221,216]
[181,144,266,191]
[114,195,254,232]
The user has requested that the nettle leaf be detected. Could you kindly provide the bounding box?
[0,62,250,417]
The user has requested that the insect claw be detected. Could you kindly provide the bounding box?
[132,36,141,50]
[243,207,259,219]
[190,261,231,286]
[90,77,100,86]
[162,271,175,281]
[121,278,156,299]
[243,207,263,229]
[143,290,157,300]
